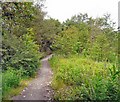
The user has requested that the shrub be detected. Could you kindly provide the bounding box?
[2,28,41,77]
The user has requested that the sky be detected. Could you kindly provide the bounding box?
[44,0,119,29]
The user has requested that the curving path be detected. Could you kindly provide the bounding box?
[12,54,54,101]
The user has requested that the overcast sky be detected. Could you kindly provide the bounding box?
[45,0,119,29]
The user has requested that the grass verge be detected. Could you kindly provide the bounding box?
[49,55,120,100]
[2,77,34,100]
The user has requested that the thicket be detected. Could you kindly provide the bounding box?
[50,13,120,100]
[1,2,43,98]
[52,13,118,63]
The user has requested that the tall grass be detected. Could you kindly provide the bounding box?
[2,67,38,100]
[50,55,120,100]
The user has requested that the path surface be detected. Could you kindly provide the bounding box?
[12,54,54,101]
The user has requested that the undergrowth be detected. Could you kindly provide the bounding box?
[49,55,120,101]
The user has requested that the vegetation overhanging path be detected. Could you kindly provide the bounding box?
[12,54,54,101]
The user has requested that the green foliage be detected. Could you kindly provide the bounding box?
[1,2,119,101]
[2,2,35,36]
[52,26,80,55]
[2,68,21,95]
[2,28,41,76]
[52,13,117,63]
[50,55,120,100]
[33,18,62,53]
[1,2,47,100]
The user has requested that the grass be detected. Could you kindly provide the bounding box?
[2,58,41,101]
[49,55,120,100]
[2,68,39,100]
[2,77,34,100]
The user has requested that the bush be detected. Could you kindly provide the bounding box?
[2,28,41,77]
